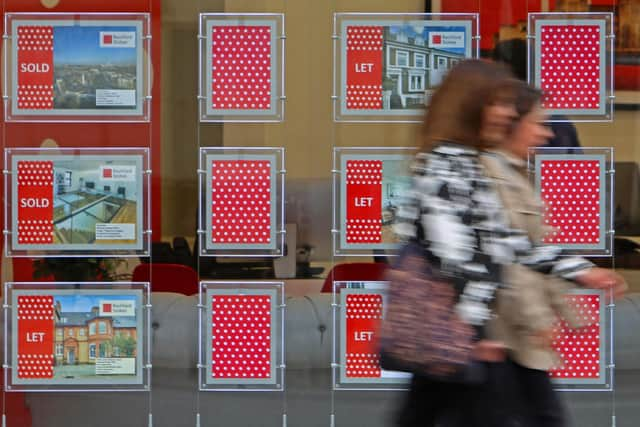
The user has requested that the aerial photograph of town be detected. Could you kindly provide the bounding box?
[52,25,139,110]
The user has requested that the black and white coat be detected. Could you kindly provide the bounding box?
[394,142,592,334]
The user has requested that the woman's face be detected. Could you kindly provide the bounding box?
[507,104,554,159]
[480,97,517,146]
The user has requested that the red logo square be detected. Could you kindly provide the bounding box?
[432,34,442,44]
[103,34,113,44]
[103,303,112,313]
[103,168,113,178]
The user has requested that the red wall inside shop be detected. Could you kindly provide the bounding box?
[0,0,163,255]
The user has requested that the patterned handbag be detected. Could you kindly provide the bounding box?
[378,242,481,382]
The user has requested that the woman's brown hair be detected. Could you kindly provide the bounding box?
[421,59,516,152]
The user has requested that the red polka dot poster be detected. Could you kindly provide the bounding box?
[203,152,280,254]
[534,154,608,252]
[531,15,611,119]
[549,290,607,386]
[203,286,281,388]
[202,15,283,121]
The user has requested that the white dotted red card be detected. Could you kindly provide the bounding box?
[550,293,603,382]
[210,294,272,379]
[210,160,272,245]
[17,161,54,245]
[345,293,383,378]
[539,159,602,246]
[16,26,54,110]
[17,295,55,379]
[345,160,383,244]
[538,23,603,112]
[211,25,272,111]
[346,26,383,110]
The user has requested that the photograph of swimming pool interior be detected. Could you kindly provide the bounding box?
[50,157,139,246]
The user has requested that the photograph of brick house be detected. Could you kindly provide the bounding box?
[53,296,137,368]
[382,24,469,110]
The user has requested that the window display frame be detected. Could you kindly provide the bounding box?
[3,12,152,123]
[527,12,614,122]
[198,147,285,257]
[198,13,285,123]
[198,281,285,391]
[4,147,151,258]
[552,288,613,391]
[332,281,410,390]
[332,12,479,123]
[528,147,614,257]
[332,146,416,256]
[3,281,151,392]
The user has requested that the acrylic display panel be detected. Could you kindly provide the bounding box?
[198,147,285,257]
[3,13,151,122]
[332,281,410,390]
[333,13,479,123]
[199,281,284,391]
[199,13,285,122]
[3,282,150,392]
[333,147,415,256]
[551,288,612,391]
[529,147,613,256]
[528,13,614,122]
[4,147,151,257]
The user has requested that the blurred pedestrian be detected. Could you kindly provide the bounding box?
[481,81,626,427]
[392,60,626,427]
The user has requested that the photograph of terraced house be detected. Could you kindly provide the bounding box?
[53,294,139,380]
[381,23,470,110]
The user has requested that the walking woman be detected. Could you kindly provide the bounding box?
[393,60,626,426]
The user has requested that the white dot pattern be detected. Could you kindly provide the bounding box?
[211,160,271,244]
[17,296,55,379]
[540,160,600,245]
[540,25,601,111]
[346,26,383,110]
[17,161,54,244]
[345,294,383,378]
[211,295,272,379]
[346,160,382,243]
[16,26,54,110]
[211,26,272,110]
[549,294,601,379]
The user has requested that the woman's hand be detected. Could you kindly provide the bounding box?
[575,267,627,299]
[473,340,507,362]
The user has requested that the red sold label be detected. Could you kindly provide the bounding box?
[17,161,54,245]
[16,26,54,110]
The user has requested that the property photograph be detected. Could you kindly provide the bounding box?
[53,294,138,379]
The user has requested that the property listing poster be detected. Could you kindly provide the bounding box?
[338,17,473,118]
[11,289,144,386]
[10,153,144,253]
[534,155,607,252]
[533,18,607,116]
[204,154,277,251]
[205,288,278,385]
[10,16,145,118]
[339,154,412,251]
[204,17,279,118]
[549,290,606,385]
[339,285,410,386]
